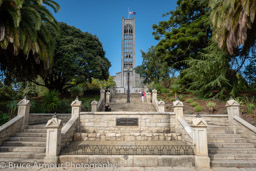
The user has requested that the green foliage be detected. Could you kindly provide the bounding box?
[34,22,111,93]
[70,86,84,97]
[135,46,170,83]
[0,0,60,78]
[178,94,184,101]
[207,101,216,113]
[244,57,256,87]
[170,97,175,102]
[247,103,255,114]
[43,90,60,113]
[0,112,9,126]
[194,105,204,112]
[185,98,193,103]
[56,99,72,113]
[152,0,211,69]
[6,100,18,117]
[84,76,116,91]
[191,102,199,107]
[149,82,169,94]
[181,40,247,99]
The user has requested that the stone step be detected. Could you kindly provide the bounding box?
[0,158,44,165]
[23,129,47,133]
[211,159,256,168]
[208,142,255,148]
[208,134,242,138]
[208,137,247,143]
[0,152,45,159]
[8,137,46,142]
[209,147,256,154]
[0,146,45,153]
[207,128,234,134]
[2,141,46,147]
[210,154,256,160]
[15,133,46,137]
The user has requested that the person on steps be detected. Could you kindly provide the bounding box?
[141,91,145,102]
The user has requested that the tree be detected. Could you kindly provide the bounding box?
[210,0,256,56]
[181,40,248,99]
[135,46,170,83]
[152,0,211,69]
[244,56,256,87]
[0,0,60,76]
[30,23,111,93]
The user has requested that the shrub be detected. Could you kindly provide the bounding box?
[43,90,61,113]
[0,112,9,126]
[194,105,204,112]
[6,100,18,117]
[185,98,193,103]
[247,103,255,114]
[56,99,72,113]
[70,86,84,97]
[207,101,216,113]
[170,97,175,102]
[178,94,184,101]
[191,102,199,107]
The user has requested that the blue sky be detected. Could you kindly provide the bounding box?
[53,0,177,75]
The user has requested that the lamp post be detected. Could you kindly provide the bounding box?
[127,66,130,103]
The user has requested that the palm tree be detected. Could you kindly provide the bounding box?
[0,0,60,70]
[210,0,256,56]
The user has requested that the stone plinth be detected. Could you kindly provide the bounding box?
[44,116,63,164]
[192,118,210,169]
[91,100,98,112]
[17,97,31,129]
[158,101,165,112]
[173,100,184,128]
[106,92,110,104]
[146,92,151,104]
[71,97,82,118]
[226,97,240,126]
[100,89,105,100]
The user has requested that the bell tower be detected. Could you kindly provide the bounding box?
[121,17,136,90]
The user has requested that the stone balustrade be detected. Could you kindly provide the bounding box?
[151,89,165,112]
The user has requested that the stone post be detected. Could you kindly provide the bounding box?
[100,89,105,100]
[44,115,62,164]
[173,99,184,128]
[106,92,110,104]
[158,101,165,112]
[17,97,31,129]
[226,97,240,126]
[91,100,98,112]
[71,97,82,118]
[144,86,148,102]
[146,92,152,104]
[152,89,157,102]
[192,118,210,169]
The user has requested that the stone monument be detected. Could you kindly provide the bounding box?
[113,17,144,93]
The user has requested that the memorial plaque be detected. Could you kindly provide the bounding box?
[116,118,138,126]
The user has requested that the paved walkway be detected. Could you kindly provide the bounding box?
[1,167,256,171]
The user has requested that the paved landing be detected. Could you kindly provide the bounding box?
[110,94,156,112]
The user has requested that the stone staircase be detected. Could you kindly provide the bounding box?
[0,124,46,164]
[208,125,256,168]
[110,93,156,112]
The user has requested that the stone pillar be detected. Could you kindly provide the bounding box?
[173,99,184,127]
[152,89,157,102]
[146,92,152,104]
[226,97,240,126]
[44,115,62,164]
[91,100,98,112]
[17,97,31,129]
[158,101,165,112]
[192,118,210,169]
[106,92,110,104]
[71,97,82,118]
[100,89,105,100]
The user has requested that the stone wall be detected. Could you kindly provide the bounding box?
[0,115,24,145]
[184,114,228,126]
[78,112,176,141]
[29,113,71,125]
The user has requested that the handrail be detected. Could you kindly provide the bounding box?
[177,117,193,139]
[233,116,256,134]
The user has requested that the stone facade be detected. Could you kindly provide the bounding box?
[76,112,179,141]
